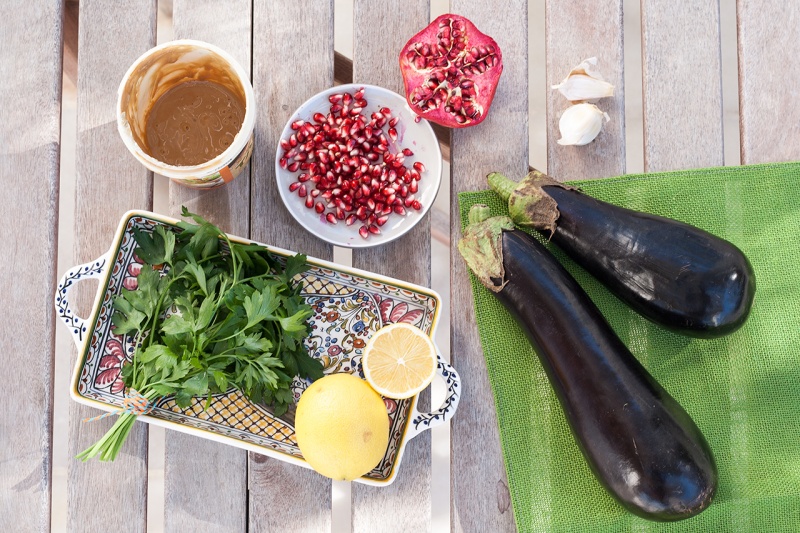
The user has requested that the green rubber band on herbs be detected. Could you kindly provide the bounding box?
[458,204,515,293]
[488,170,577,235]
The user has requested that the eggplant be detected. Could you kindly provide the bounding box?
[458,205,717,521]
[488,170,756,338]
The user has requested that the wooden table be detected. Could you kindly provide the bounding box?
[2,1,798,531]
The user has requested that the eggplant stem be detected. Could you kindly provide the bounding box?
[487,172,517,202]
[468,204,492,224]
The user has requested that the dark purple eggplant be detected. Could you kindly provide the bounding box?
[488,170,756,338]
[458,205,717,521]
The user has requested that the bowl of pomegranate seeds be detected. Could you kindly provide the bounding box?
[275,84,442,247]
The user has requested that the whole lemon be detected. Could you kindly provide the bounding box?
[295,373,389,481]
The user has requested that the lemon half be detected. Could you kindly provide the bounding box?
[362,323,437,399]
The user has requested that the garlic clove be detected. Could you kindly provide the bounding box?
[556,103,610,146]
[552,57,615,103]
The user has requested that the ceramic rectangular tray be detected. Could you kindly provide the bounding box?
[55,210,460,486]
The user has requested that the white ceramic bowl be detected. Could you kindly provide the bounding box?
[275,84,442,248]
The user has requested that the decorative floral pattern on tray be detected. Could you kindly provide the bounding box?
[76,214,438,481]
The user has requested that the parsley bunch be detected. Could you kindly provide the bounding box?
[77,208,323,461]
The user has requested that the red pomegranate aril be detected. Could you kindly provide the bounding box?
[394,205,406,215]
[313,112,326,123]
[315,202,325,213]
[368,224,381,235]
[346,214,357,226]
[404,195,416,208]
[290,133,298,147]
[311,189,320,198]
[368,214,377,225]
[388,116,399,128]
[385,194,396,205]
[399,185,409,197]
[305,195,314,208]
[289,182,301,192]
[413,161,426,173]
[298,173,310,182]
[280,139,291,150]
[336,207,345,220]
[294,152,308,162]
[298,184,308,197]
[326,213,338,225]
[412,200,422,210]
[381,205,393,216]
[410,180,419,194]
[279,157,288,169]
[330,104,342,115]
[287,162,299,172]
[402,148,414,156]
[359,225,369,239]
[380,107,392,117]
[376,215,390,227]
[291,119,304,130]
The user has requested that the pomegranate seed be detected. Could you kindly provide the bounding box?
[389,116,399,128]
[311,189,320,197]
[368,224,381,235]
[329,93,343,103]
[298,173,310,182]
[305,195,314,208]
[280,139,291,150]
[298,184,307,197]
[315,202,325,213]
[279,157,288,169]
[287,162,299,172]
[326,213,338,225]
[313,112,326,123]
[330,104,342,114]
[381,205,392,216]
[291,119,304,130]
[404,195,416,208]
[402,148,414,156]
[394,205,406,215]
[359,225,369,239]
[413,161,426,173]
[346,214,357,226]
[336,207,345,220]
[412,200,422,210]
[388,128,398,141]
[410,180,418,194]
[289,182,301,192]
[376,215,389,226]
[290,133,298,147]
[380,107,392,117]
[354,87,365,100]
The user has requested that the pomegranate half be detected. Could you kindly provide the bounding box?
[399,14,503,128]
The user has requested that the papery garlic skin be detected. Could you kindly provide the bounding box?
[553,57,615,103]
[557,103,610,146]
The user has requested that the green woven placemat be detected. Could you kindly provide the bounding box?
[459,162,800,533]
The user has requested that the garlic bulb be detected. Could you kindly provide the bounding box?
[557,103,610,146]
[552,57,615,103]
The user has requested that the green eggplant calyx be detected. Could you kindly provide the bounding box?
[489,169,576,234]
[458,205,515,293]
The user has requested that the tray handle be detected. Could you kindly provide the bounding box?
[55,254,111,348]
[406,352,461,441]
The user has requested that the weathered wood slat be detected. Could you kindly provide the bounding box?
[545,0,625,180]
[450,2,528,532]
[737,2,800,163]
[68,1,157,532]
[249,2,335,531]
[163,2,252,531]
[642,0,723,171]
[350,1,432,531]
[0,2,63,531]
